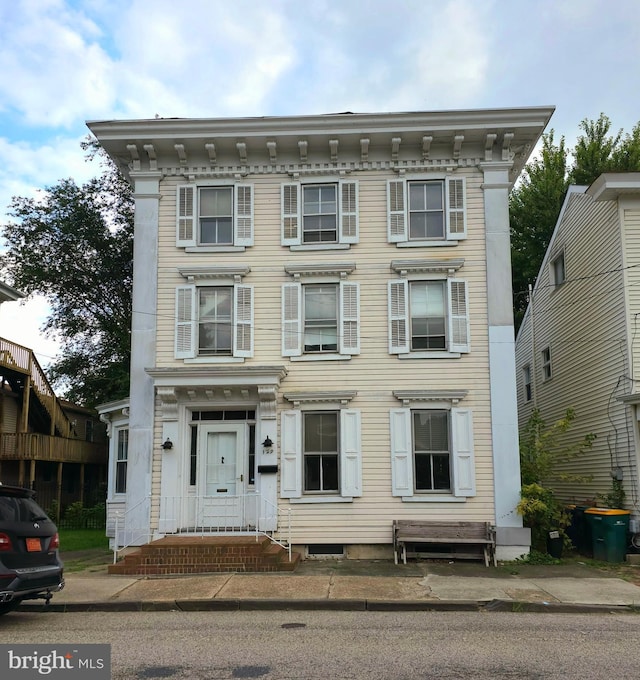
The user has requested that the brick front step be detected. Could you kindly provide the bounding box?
[108,536,299,575]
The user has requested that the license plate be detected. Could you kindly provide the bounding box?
[26,537,41,552]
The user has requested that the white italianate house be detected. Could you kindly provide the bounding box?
[92,107,553,566]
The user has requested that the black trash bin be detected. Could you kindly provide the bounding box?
[567,505,593,556]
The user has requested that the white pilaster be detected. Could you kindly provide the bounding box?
[482,163,529,558]
[127,172,162,543]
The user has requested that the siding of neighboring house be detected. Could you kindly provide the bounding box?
[516,189,632,505]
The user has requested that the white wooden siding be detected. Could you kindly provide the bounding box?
[151,171,496,544]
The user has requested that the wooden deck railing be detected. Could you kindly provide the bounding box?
[0,432,106,465]
[0,336,72,437]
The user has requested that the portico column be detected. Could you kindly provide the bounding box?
[481,162,530,560]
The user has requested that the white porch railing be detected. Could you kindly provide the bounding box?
[112,492,292,563]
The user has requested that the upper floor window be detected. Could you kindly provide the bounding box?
[388,176,466,245]
[176,183,253,249]
[551,251,565,287]
[388,277,469,356]
[175,280,253,360]
[282,272,359,359]
[282,180,358,248]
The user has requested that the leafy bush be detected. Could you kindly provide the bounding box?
[58,501,106,530]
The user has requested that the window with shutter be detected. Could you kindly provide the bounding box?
[387,176,467,245]
[280,408,362,500]
[174,284,253,360]
[282,280,360,359]
[281,180,358,247]
[388,277,470,356]
[176,183,253,249]
[389,407,475,499]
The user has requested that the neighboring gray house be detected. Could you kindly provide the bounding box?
[515,173,640,533]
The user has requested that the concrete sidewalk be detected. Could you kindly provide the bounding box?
[18,558,640,614]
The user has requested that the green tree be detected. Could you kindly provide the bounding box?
[510,131,569,327]
[518,408,595,552]
[0,140,133,407]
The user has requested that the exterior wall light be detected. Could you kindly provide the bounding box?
[162,438,173,450]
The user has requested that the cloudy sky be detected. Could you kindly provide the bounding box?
[1,0,639,366]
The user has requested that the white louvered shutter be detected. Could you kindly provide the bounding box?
[175,286,195,359]
[233,284,253,357]
[387,179,407,242]
[176,185,196,247]
[452,408,476,497]
[235,184,254,246]
[390,408,413,497]
[340,409,362,497]
[340,180,358,244]
[282,183,301,245]
[340,281,360,355]
[280,410,302,498]
[446,177,466,240]
[282,282,302,356]
[447,279,470,353]
[388,279,409,354]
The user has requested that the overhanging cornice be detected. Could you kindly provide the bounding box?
[87,106,554,184]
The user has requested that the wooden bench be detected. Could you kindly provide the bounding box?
[393,520,497,567]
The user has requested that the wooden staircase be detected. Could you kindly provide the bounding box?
[108,536,300,575]
[0,336,73,437]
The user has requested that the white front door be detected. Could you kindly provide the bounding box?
[198,424,246,528]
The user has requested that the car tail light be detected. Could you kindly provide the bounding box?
[49,533,60,550]
[0,533,12,551]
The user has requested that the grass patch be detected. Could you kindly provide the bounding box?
[58,529,109,552]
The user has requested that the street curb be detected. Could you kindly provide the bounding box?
[16,599,639,614]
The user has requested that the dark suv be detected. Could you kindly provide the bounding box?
[0,484,64,615]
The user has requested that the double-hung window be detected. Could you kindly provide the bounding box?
[551,251,565,287]
[176,183,253,249]
[282,264,359,359]
[115,428,129,495]
[388,176,466,244]
[390,403,475,499]
[542,347,552,381]
[282,180,358,247]
[389,262,469,356]
[280,403,361,501]
[175,267,253,360]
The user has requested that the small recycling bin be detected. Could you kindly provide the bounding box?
[584,508,630,563]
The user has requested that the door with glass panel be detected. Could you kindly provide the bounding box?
[197,424,246,528]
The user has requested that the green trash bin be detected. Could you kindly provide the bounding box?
[584,508,630,562]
